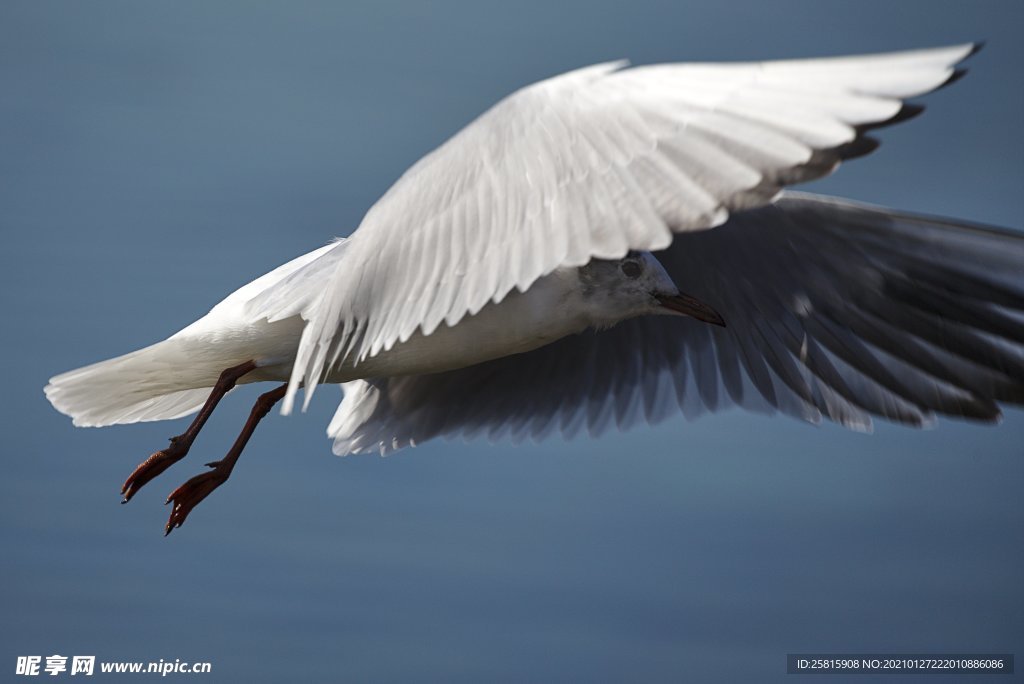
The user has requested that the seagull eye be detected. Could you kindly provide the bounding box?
[620,260,642,279]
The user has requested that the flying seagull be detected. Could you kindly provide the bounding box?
[45,43,1024,535]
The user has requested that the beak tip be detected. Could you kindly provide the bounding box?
[657,293,726,328]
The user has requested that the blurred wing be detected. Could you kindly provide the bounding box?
[281,44,978,413]
[327,192,1024,455]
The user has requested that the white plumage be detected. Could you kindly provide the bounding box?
[42,43,1024,531]
[265,44,978,414]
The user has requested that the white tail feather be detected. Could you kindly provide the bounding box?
[47,239,351,428]
[44,339,222,428]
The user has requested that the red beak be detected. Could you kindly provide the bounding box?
[656,293,726,327]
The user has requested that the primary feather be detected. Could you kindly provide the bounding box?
[327,192,1024,455]
[282,43,977,414]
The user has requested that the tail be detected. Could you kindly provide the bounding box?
[47,239,351,428]
[45,339,218,428]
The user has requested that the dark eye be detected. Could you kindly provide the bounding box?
[620,260,642,279]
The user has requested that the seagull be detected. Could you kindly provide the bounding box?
[45,43,1024,535]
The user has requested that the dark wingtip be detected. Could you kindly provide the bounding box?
[836,135,880,161]
[889,102,926,125]
[855,103,926,135]
[938,67,969,91]
[928,43,984,91]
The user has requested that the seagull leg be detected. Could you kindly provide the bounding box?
[164,382,288,535]
[120,360,257,503]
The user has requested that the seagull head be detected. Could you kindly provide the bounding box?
[577,251,725,329]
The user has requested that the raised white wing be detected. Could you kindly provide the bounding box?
[327,192,1024,455]
[270,44,979,413]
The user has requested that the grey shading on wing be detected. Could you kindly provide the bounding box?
[277,44,979,414]
[327,192,1024,455]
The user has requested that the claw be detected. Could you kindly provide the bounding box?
[119,360,258,508]
[163,468,230,535]
[120,440,190,503]
[140,377,285,536]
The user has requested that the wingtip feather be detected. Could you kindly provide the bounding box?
[938,67,969,91]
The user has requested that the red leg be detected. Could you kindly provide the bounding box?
[164,383,288,535]
[121,360,257,503]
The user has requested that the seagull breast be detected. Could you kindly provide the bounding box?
[325,266,593,382]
